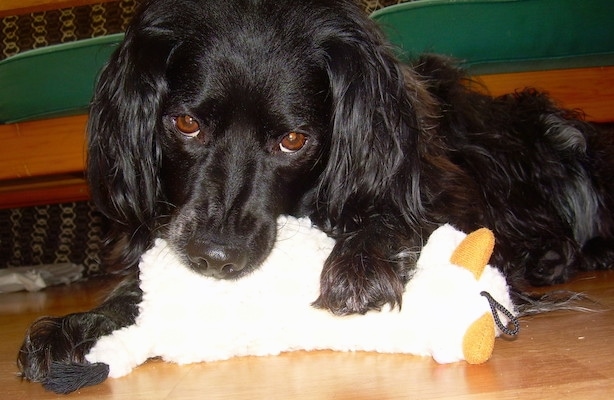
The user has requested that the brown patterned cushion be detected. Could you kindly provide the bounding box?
[0,1,412,60]
[0,0,139,60]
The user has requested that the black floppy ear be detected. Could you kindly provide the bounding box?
[317,9,433,229]
[87,20,174,269]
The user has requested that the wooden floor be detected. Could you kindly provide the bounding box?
[1,270,613,399]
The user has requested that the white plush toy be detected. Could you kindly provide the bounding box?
[86,217,518,378]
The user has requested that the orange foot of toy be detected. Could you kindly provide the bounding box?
[463,312,495,364]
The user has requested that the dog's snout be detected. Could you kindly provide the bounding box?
[186,241,247,279]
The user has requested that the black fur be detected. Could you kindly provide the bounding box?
[18,0,614,393]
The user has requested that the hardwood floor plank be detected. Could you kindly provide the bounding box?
[1,272,613,399]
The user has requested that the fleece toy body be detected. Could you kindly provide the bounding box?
[86,218,517,378]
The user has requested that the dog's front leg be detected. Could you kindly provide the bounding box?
[17,273,142,393]
[313,227,418,315]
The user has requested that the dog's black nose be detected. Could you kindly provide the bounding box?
[186,241,247,279]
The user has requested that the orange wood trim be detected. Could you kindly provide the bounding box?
[0,176,89,209]
[474,66,614,123]
[0,0,115,17]
[0,114,88,181]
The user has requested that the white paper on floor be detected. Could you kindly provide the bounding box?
[0,263,84,293]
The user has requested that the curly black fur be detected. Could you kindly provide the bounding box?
[18,0,614,393]
[17,276,141,391]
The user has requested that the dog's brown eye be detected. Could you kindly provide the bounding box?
[279,132,307,153]
[174,115,200,137]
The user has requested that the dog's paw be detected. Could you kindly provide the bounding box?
[18,316,79,383]
[525,243,576,285]
[313,246,406,315]
[17,313,111,393]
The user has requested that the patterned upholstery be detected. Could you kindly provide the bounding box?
[361,0,408,14]
[0,203,106,275]
[0,0,138,60]
[0,1,410,60]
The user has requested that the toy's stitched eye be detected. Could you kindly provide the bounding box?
[174,115,200,137]
[279,132,307,153]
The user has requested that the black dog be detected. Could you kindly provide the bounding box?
[18,0,614,393]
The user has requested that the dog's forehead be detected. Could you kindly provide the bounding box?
[138,0,355,53]
[141,0,333,35]
[164,38,327,118]
[131,0,359,129]
[158,8,334,119]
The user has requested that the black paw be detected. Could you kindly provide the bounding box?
[525,247,575,286]
[312,241,407,315]
[17,314,110,393]
[19,316,75,383]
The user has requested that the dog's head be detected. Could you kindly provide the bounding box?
[88,0,429,277]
